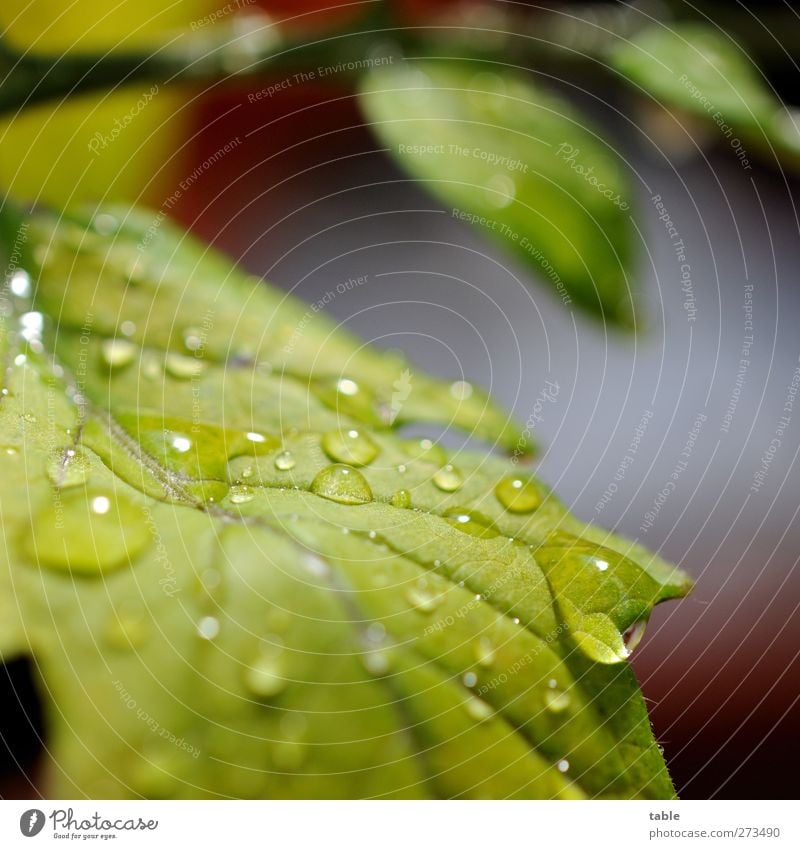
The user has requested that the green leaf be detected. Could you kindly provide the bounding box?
[358,60,638,326]
[608,22,800,170]
[0,204,690,798]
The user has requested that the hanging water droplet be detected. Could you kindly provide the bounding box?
[495,475,543,513]
[473,637,496,668]
[229,485,255,504]
[197,616,220,640]
[557,759,570,773]
[544,686,571,714]
[274,450,296,471]
[321,428,379,466]
[25,489,151,576]
[164,352,205,379]
[46,447,91,489]
[390,488,411,509]
[433,464,463,492]
[244,654,287,698]
[100,338,137,369]
[310,464,372,505]
[465,695,493,722]
[622,618,648,654]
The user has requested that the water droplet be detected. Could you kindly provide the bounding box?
[244,654,287,698]
[321,428,379,466]
[544,687,571,714]
[229,485,255,504]
[557,759,570,773]
[25,489,151,576]
[485,173,516,208]
[100,338,137,369]
[92,212,119,235]
[406,584,440,613]
[274,450,296,471]
[449,380,473,400]
[473,637,496,668]
[462,671,478,688]
[9,269,31,298]
[495,475,543,513]
[164,352,205,379]
[390,488,411,509]
[465,695,493,722]
[119,320,136,337]
[105,602,150,650]
[197,616,220,640]
[46,448,91,489]
[310,464,372,505]
[433,464,463,492]
[362,650,391,676]
[312,377,381,424]
[182,327,204,352]
[366,622,386,643]
[444,507,499,538]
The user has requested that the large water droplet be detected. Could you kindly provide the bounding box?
[244,654,287,698]
[444,507,499,538]
[495,475,543,513]
[46,448,91,489]
[26,489,151,575]
[390,488,411,509]
[274,450,296,471]
[321,428,379,466]
[310,464,372,505]
[433,464,463,492]
[100,338,137,369]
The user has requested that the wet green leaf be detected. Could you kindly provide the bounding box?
[609,22,800,170]
[359,60,638,325]
[0,204,690,798]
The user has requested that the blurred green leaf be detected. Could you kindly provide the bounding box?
[359,60,638,326]
[0,204,689,798]
[609,22,800,170]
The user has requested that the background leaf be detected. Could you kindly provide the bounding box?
[359,59,638,326]
[0,204,690,798]
[609,22,800,170]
